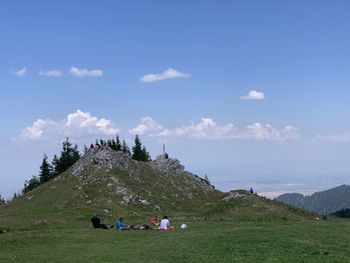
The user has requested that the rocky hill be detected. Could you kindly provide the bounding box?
[0,147,314,229]
[276,185,350,214]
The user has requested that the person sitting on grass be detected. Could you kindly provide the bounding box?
[115,217,133,230]
[90,213,109,229]
[159,215,175,230]
[150,216,159,226]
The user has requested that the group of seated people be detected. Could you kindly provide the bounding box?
[90,214,175,231]
[90,139,108,150]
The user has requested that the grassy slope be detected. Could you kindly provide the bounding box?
[0,156,342,262]
[0,165,220,228]
[0,163,314,230]
[1,220,350,262]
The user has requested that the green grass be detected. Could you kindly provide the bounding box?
[0,154,337,262]
[1,219,349,262]
[0,168,315,231]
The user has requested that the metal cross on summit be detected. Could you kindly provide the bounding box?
[162,144,169,159]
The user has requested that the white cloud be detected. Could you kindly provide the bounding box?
[39,70,63,77]
[129,117,299,141]
[18,118,58,141]
[12,67,27,77]
[17,110,119,141]
[240,90,265,100]
[244,123,299,141]
[140,68,190,83]
[316,133,350,142]
[160,118,237,139]
[129,117,164,135]
[68,66,103,77]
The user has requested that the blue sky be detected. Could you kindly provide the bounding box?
[1,0,350,198]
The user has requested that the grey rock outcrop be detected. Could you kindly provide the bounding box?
[71,147,134,177]
[69,147,215,208]
[151,155,214,192]
[150,155,185,176]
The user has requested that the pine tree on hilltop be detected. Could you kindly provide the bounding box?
[132,135,144,161]
[131,135,151,162]
[23,175,40,193]
[51,154,59,178]
[108,139,116,151]
[121,140,131,155]
[72,143,80,162]
[142,145,151,162]
[55,138,80,175]
[39,154,52,183]
[115,135,122,151]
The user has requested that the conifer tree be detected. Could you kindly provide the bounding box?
[121,140,131,155]
[142,146,151,162]
[51,155,59,178]
[132,135,144,161]
[55,138,80,174]
[39,154,52,183]
[107,139,114,150]
[72,143,80,162]
[115,135,122,151]
[131,135,151,162]
[23,176,40,193]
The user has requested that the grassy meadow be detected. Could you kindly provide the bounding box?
[1,219,349,262]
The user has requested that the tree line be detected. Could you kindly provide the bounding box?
[22,138,80,194]
[19,135,150,195]
[93,134,151,162]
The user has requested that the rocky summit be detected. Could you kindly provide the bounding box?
[0,147,315,228]
[71,147,215,200]
[67,147,219,217]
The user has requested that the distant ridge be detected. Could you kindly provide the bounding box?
[276,185,350,214]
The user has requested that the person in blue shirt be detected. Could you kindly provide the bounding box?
[115,217,132,230]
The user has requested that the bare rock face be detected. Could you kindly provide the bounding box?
[150,155,185,176]
[71,147,134,177]
[151,155,215,192]
[223,191,246,201]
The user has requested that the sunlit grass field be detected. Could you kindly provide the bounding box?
[1,219,349,262]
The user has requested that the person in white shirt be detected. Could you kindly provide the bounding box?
[159,215,171,230]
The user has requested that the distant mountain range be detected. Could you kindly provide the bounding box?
[276,185,350,214]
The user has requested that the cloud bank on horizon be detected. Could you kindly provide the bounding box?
[130,117,299,141]
[317,133,350,142]
[15,110,299,142]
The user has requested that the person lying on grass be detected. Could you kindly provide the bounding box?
[115,217,134,230]
[159,215,175,230]
[90,213,110,229]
